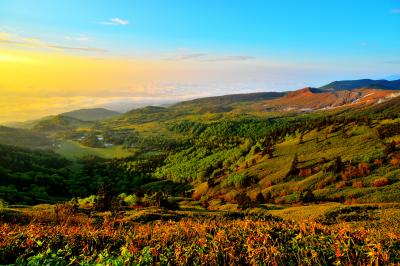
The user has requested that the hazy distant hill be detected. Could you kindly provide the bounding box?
[174,92,285,107]
[0,126,53,149]
[61,108,121,121]
[3,108,120,129]
[4,79,400,131]
[319,79,400,91]
[33,115,92,132]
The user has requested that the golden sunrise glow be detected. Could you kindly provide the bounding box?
[0,47,243,122]
[0,52,35,63]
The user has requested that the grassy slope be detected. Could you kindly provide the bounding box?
[95,96,400,205]
[212,119,400,203]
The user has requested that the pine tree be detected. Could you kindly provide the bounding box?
[255,192,265,204]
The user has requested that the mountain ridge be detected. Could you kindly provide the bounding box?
[4,78,400,128]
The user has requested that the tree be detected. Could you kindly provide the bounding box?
[384,141,396,156]
[235,192,253,210]
[332,156,343,174]
[302,189,315,203]
[95,183,113,211]
[286,154,299,177]
[264,191,272,203]
[262,145,275,159]
[299,133,304,144]
[255,192,265,204]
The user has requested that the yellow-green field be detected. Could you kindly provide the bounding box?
[55,140,132,159]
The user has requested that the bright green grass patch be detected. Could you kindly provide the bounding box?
[56,140,132,160]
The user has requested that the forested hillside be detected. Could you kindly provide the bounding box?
[0,93,399,207]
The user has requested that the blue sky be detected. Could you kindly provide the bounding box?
[1,0,399,59]
[0,1,400,120]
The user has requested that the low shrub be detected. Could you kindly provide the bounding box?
[352,181,364,188]
[371,177,390,187]
[299,168,313,177]
[374,159,383,168]
[390,154,400,167]
[336,181,347,189]
[341,163,371,181]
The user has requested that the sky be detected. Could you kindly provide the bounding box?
[0,0,400,122]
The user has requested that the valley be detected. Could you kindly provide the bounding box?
[1,78,400,264]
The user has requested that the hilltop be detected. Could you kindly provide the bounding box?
[319,78,400,91]
[61,108,121,121]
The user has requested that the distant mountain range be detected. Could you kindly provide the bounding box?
[319,79,400,91]
[2,78,400,130]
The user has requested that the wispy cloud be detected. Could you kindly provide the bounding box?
[167,53,207,60]
[206,55,255,62]
[390,8,400,14]
[167,51,255,62]
[101,18,129,25]
[0,31,106,53]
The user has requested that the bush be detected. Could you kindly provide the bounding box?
[234,192,253,209]
[0,198,7,209]
[336,181,347,189]
[255,192,265,204]
[341,163,370,181]
[302,189,315,203]
[160,197,180,210]
[263,180,274,188]
[352,181,364,188]
[222,173,250,188]
[358,163,371,176]
[299,168,313,177]
[390,154,400,167]
[77,195,97,208]
[371,177,390,187]
[374,159,383,168]
[384,141,396,156]
[119,194,138,206]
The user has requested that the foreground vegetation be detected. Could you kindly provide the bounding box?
[1,202,399,265]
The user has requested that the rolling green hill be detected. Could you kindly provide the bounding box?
[61,108,121,121]
[33,115,93,132]
[0,126,53,149]
[172,92,286,113]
